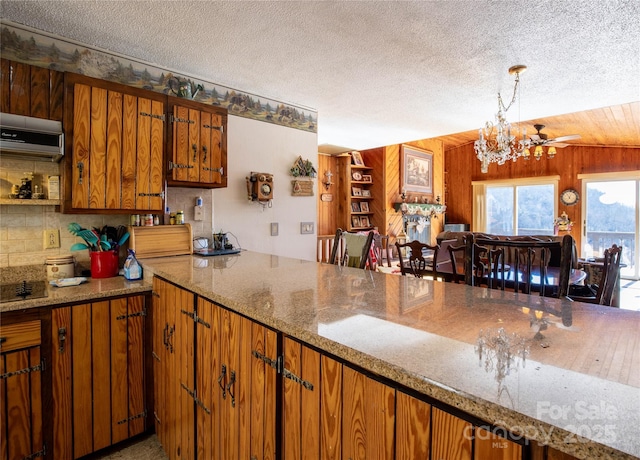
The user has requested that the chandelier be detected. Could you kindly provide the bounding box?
[474,65,531,174]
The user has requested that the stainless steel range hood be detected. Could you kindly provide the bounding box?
[0,113,64,162]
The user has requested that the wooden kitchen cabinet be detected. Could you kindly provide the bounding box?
[0,315,46,460]
[281,337,343,459]
[196,297,277,460]
[281,338,395,460]
[1,58,64,120]
[152,277,194,460]
[166,97,227,188]
[152,278,276,460]
[395,391,524,460]
[51,295,146,459]
[63,73,165,213]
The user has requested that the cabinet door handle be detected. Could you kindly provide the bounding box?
[192,143,198,163]
[77,161,84,185]
[226,370,236,407]
[58,327,67,353]
[217,364,227,399]
[202,145,207,163]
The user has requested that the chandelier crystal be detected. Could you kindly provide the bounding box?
[474,65,531,174]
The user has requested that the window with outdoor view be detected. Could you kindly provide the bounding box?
[473,177,558,236]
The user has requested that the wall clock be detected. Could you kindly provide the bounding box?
[560,189,580,206]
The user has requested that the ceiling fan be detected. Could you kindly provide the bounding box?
[529,124,581,148]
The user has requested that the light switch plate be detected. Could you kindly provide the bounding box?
[300,222,314,234]
[270,222,279,236]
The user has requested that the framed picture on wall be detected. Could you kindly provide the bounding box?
[401,145,433,194]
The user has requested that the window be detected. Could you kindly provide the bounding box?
[579,172,640,280]
[473,177,559,236]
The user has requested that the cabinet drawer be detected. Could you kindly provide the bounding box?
[0,321,41,352]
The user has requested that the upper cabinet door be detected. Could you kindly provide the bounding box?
[0,58,64,120]
[63,73,166,212]
[167,97,227,189]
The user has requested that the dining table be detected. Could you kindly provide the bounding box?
[434,258,586,293]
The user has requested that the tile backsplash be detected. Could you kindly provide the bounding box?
[1,158,213,268]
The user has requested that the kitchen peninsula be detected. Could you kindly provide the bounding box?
[1,251,638,459]
[142,251,639,460]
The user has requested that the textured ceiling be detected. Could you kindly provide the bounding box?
[1,1,639,151]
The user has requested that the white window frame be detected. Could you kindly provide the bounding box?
[472,176,560,233]
[578,170,640,280]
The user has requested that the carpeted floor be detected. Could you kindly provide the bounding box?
[89,434,167,459]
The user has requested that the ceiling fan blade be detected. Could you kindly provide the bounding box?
[551,134,581,142]
[549,142,569,148]
[530,134,542,142]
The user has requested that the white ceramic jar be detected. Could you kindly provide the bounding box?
[45,255,75,280]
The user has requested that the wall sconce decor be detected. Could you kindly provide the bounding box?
[322,170,333,191]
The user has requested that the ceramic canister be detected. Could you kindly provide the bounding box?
[46,255,75,280]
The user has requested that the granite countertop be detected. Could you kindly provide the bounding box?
[141,251,639,460]
[0,274,152,312]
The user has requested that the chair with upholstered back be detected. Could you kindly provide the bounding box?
[328,228,374,269]
[395,240,439,278]
[569,245,622,306]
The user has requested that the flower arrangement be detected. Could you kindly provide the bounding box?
[553,212,573,232]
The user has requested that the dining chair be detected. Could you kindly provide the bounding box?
[328,228,374,269]
[448,240,470,284]
[395,240,439,278]
[569,244,622,306]
[371,233,392,268]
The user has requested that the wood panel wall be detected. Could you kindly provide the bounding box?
[444,143,640,252]
[363,139,445,245]
[317,139,445,245]
[317,153,339,236]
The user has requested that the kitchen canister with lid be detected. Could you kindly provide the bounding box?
[46,255,75,280]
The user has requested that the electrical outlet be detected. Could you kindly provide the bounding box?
[194,205,204,221]
[44,229,60,249]
[270,222,279,236]
[300,222,314,234]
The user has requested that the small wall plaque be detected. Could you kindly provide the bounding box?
[291,180,314,196]
[320,193,333,202]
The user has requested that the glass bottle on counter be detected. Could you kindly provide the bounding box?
[176,210,184,225]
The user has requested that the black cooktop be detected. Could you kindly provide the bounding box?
[0,280,48,303]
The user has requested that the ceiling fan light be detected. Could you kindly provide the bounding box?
[523,147,531,159]
[534,145,543,160]
[547,146,557,158]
